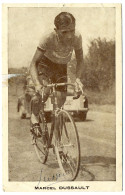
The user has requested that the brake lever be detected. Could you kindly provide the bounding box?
[73,84,84,100]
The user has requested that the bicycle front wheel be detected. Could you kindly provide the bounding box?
[55,110,80,181]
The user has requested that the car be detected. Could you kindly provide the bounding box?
[17,86,88,121]
[63,93,88,121]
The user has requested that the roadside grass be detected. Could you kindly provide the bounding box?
[89,104,115,113]
[85,86,115,113]
[85,87,115,105]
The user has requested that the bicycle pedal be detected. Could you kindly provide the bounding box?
[30,127,42,138]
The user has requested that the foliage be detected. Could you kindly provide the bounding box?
[69,38,115,92]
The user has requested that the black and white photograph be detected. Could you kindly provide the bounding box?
[2,3,122,192]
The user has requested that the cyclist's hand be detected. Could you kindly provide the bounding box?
[35,84,43,93]
[75,78,84,93]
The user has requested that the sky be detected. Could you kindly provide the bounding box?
[8,7,115,68]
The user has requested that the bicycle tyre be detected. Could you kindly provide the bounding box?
[54,109,80,181]
[32,113,49,164]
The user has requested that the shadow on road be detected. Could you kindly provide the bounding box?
[79,156,116,181]
[43,156,116,181]
[75,119,94,122]
[81,156,116,165]
[83,119,94,122]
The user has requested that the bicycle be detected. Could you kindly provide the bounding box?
[30,82,83,181]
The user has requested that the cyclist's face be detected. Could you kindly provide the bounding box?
[56,28,75,41]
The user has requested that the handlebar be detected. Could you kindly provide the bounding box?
[26,82,84,100]
[46,83,83,99]
[26,82,74,88]
[45,83,74,87]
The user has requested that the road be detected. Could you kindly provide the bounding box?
[8,95,116,182]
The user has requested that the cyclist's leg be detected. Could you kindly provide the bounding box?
[31,85,50,124]
[30,75,50,125]
[56,91,67,108]
[56,76,67,108]
[31,94,41,124]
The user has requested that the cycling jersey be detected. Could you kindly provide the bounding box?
[38,30,82,64]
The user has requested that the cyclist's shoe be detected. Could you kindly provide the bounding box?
[30,124,47,147]
[30,123,42,138]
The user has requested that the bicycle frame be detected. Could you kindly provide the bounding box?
[32,82,82,179]
[37,82,83,148]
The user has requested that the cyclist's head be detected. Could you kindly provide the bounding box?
[54,12,75,40]
[54,12,75,30]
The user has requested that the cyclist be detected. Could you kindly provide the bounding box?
[29,12,84,133]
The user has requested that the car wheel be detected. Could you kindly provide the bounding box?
[78,97,88,121]
[19,105,26,119]
[78,111,87,121]
[84,97,88,108]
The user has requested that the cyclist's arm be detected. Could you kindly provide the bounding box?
[30,48,45,86]
[75,48,84,82]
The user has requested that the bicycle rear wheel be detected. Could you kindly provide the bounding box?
[32,114,49,164]
[55,110,80,181]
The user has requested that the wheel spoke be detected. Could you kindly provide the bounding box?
[55,110,80,181]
